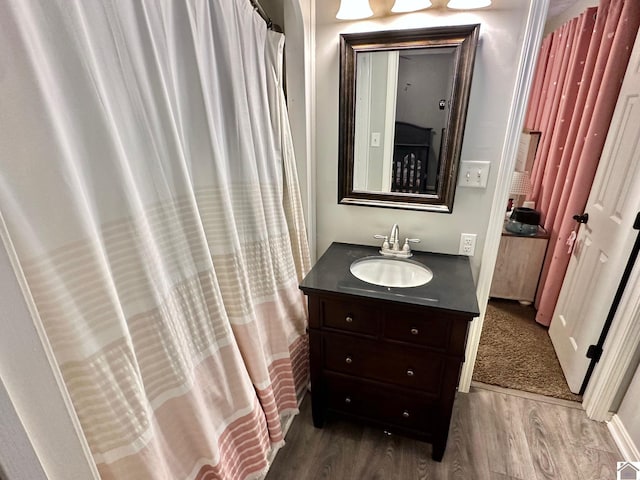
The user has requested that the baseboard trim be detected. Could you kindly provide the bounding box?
[608,414,640,461]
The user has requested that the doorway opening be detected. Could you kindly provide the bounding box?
[472,299,581,402]
[472,0,640,407]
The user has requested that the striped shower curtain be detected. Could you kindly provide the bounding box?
[0,0,310,478]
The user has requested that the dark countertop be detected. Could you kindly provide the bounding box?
[300,242,480,317]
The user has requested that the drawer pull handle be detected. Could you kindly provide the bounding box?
[410,328,419,335]
[406,369,415,377]
[345,316,353,323]
[402,410,410,418]
[344,396,352,404]
[345,356,353,364]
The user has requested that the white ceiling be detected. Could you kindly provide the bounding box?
[547,0,579,18]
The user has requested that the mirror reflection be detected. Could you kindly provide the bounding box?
[338,25,480,213]
[353,48,456,195]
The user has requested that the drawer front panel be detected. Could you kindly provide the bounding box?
[383,312,451,350]
[322,333,442,395]
[321,299,379,335]
[324,373,436,433]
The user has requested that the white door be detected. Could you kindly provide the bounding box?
[549,32,640,393]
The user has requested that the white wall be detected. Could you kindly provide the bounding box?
[0,235,98,479]
[396,51,453,190]
[315,0,535,279]
[0,379,46,480]
[616,362,640,459]
[396,53,452,131]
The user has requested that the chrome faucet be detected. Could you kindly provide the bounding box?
[374,224,420,258]
[389,223,400,251]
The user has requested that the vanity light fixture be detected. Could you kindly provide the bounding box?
[336,0,373,20]
[447,0,491,9]
[391,0,432,13]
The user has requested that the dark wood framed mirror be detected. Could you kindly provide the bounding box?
[338,24,480,213]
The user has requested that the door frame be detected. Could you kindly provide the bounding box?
[381,52,399,192]
[457,0,549,391]
[353,52,373,191]
[460,13,640,422]
[584,244,640,420]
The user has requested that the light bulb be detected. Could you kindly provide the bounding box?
[447,0,491,9]
[391,0,432,13]
[336,0,374,20]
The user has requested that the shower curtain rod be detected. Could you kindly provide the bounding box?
[249,0,283,32]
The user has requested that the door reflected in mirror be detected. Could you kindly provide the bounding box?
[338,25,480,213]
[353,48,456,195]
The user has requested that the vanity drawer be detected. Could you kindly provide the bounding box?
[321,299,379,336]
[383,311,453,350]
[324,373,436,433]
[322,332,442,395]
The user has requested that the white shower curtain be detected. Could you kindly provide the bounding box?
[0,0,310,478]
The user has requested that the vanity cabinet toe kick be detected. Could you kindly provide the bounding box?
[306,293,473,462]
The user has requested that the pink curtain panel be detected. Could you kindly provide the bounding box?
[524,0,640,326]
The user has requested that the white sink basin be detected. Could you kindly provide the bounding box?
[349,256,433,288]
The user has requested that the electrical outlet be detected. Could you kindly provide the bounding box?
[459,233,477,256]
[458,161,490,188]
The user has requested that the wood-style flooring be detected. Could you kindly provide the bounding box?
[266,386,621,480]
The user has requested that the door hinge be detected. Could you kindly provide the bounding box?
[586,344,603,362]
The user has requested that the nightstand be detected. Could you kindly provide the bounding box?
[489,225,549,304]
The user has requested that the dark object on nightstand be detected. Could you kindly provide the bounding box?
[510,207,540,225]
[506,207,541,236]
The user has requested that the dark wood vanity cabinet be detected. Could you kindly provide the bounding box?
[299,243,479,462]
[306,293,473,462]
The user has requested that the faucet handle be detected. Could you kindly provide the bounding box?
[374,234,389,250]
[402,238,420,253]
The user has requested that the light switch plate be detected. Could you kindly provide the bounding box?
[458,161,490,188]
[371,132,381,147]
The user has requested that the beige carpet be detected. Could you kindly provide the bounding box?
[473,300,582,402]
